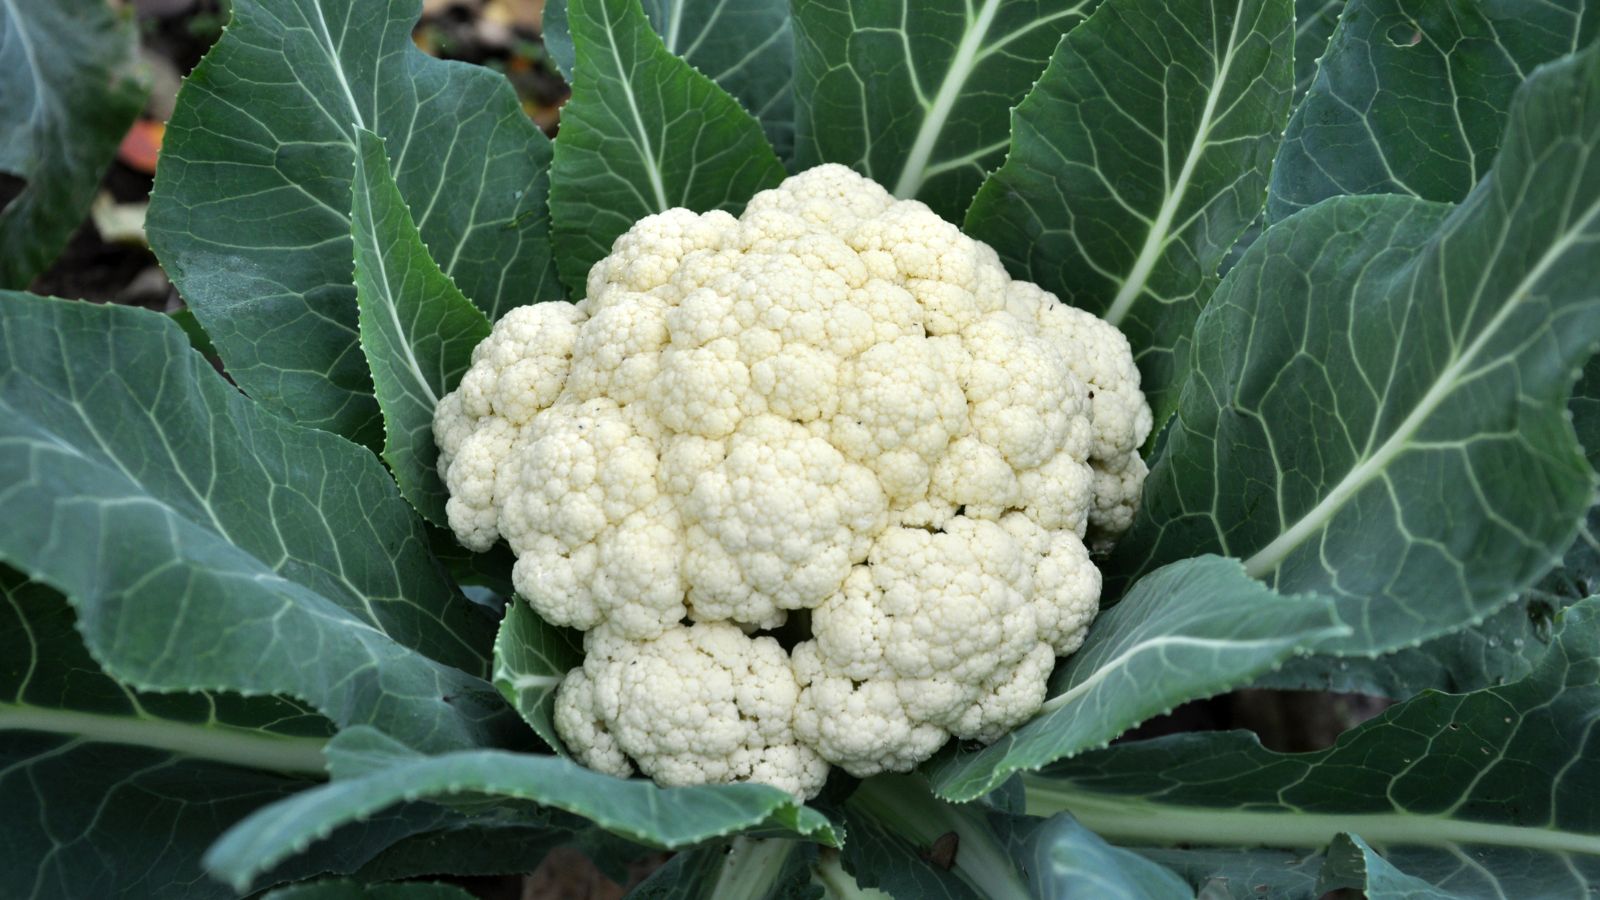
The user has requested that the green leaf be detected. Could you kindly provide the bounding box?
[543,0,796,160]
[351,128,492,526]
[629,839,821,900]
[205,728,841,892]
[0,293,514,754]
[1005,815,1193,899]
[492,599,583,753]
[927,557,1346,802]
[0,570,467,899]
[791,0,1101,220]
[168,307,219,358]
[1269,0,1597,220]
[263,880,478,900]
[1317,834,1455,900]
[964,0,1295,419]
[1292,0,1343,100]
[549,0,786,297]
[0,0,145,288]
[842,775,1032,900]
[1133,848,1323,899]
[1110,45,1600,657]
[1024,596,1600,898]
[350,823,569,883]
[147,0,559,446]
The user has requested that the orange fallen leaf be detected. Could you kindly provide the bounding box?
[118,119,165,175]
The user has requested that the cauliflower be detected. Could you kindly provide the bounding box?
[436,165,1152,798]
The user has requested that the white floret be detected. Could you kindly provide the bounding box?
[555,623,829,799]
[435,164,1153,797]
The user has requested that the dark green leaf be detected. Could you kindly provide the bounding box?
[206,727,840,892]
[351,824,569,883]
[842,775,1028,900]
[148,0,559,446]
[492,599,583,753]
[0,570,461,900]
[1134,848,1323,899]
[0,293,513,753]
[1317,834,1456,900]
[351,128,492,526]
[1269,0,1598,219]
[964,0,1295,419]
[1292,0,1343,99]
[543,0,796,159]
[1110,45,1600,657]
[0,0,145,288]
[629,839,820,900]
[549,0,786,297]
[1005,814,1193,899]
[792,0,1101,220]
[168,308,219,358]
[1024,596,1600,898]
[927,557,1346,802]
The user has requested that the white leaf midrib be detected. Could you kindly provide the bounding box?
[1103,3,1250,326]
[1243,191,1600,578]
[0,704,329,774]
[1027,778,1600,857]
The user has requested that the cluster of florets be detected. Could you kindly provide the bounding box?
[435,165,1151,798]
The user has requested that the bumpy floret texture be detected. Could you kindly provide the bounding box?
[436,165,1151,797]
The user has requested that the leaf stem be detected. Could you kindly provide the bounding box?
[0,705,329,774]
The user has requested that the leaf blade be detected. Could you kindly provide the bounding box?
[1110,44,1600,656]
[147,0,559,445]
[549,0,786,297]
[964,0,1296,418]
[351,128,492,526]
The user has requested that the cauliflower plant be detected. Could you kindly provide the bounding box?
[435,165,1152,799]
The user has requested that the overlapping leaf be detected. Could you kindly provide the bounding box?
[792,0,1101,220]
[0,293,513,753]
[1291,0,1343,99]
[1024,596,1600,897]
[0,0,145,288]
[927,556,1346,802]
[1110,44,1600,656]
[1005,815,1192,899]
[205,727,840,892]
[548,0,786,296]
[351,128,492,526]
[965,0,1295,418]
[1269,0,1598,219]
[628,839,819,899]
[544,0,796,159]
[0,571,464,900]
[148,0,559,446]
[1317,835,1455,900]
[492,599,583,753]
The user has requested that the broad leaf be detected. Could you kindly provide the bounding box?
[964,0,1295,418]
[1004,814,1192,899]
[492,599,583,754]
[1317,834,1455,900]
[0,0,145,288]
[0,571,461,899]
[1292,0,1343,100]
[1024,596,1600,898]
[1110,45,1600,656]
[205,728,841,892]
[629,839,820,899]
[351,128,492,526]
[928,556,1346,802]
[1269,0,1598,220]
[842,775,1034,900]
[543,0,796,159]
[549,0,786,297]
[148,0,559,446]
[0,293,514,753]
[792,0,1100,220]
[1134,848,1324,899]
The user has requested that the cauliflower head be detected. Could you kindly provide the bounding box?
[436,164,1152,797]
